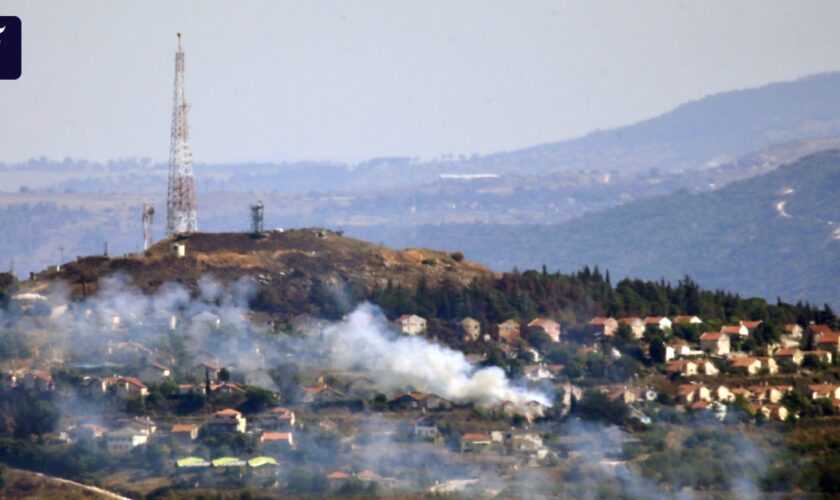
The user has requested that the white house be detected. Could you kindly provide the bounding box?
[644,317,672,331]
[106,427,148,454]
[396,314,427,335]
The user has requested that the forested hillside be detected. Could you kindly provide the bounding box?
[354,151,840,307]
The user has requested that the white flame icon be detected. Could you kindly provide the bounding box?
[0,26,5,35]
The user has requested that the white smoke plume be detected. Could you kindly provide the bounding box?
[320,303,551,407]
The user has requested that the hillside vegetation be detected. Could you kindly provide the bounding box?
[368,150,840,308]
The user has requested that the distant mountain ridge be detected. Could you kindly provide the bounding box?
[469,72,840,175]
[354,151,840,307]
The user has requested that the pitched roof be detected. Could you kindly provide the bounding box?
[730,357,760,367]
[809,384,840,394]
[171,424,197,433]
[588,317,615,326]
[358,470,381,480]
[644,316,667,324]
[700,332,725,341]
[740,320,762,329]
[816,332,840,344]
[214,408,241,416]
[774,348,801,357]
[619,317,642,324]
[528,318,559,328]
[262,431,292,442]
[784,324,801,333]
[673,315,700,323]
[721,325,744,334]
[327,471,351,479]
[119,376,146,388]
[809,324,834,335]
[461,433,492,441]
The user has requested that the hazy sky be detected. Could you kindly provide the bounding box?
[2,1,840,164]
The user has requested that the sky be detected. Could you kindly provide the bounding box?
[2,1,840,164]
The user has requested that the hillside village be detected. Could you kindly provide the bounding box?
[0,247,839,497]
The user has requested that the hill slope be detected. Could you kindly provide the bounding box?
[360,151,840,307]
[28,229,494,317]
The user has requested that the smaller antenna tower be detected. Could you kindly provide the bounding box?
[250,201,265,234]
[142,203,156,251]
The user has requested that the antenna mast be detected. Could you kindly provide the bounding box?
[142,203,156,250]
[166,32,198,236]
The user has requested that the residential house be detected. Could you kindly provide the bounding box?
[665,341,693,361]
[729,357,762,375]
[666,360,698,377]
[171,424,199,443]
[712,385,733,402]
[194,361,222,383]
[460,317,481,341]
[139,363,171,384]
[759,357,779,375]
[497,319,521,343]
[204,408,247,434]
[802,350,833,364]
[388,392,453,411]
[460,433,493,453]
[413,417,439,439]
[815,331,840,350]
[740,320,763,333]
[749,385,792,404]
[587,317,618,337]
[210,382,247,396]
[619,317,646,339]
[116,416,156,436]
[396,314,427,335]
[730,387,753,401]
[784,324,803,338]
[256,406,295,430]
[327,471,352,487]
[114,377,148,399]
[774,348,804,366]
[673,315,703,325]
[721,324,749,337]
[676,384,711,404]
[695,359,720,376]
[808,324,835,338]
[527,318,561,342]
[302,383,346,404]
[644,316,672,331]
[699,332,730,355]
[357,471,383,483]
[69,423,108,441]
[603,387,637,405]
[506,431,545,454]
[261,431,294,448]
[809,384,840,400]
[106,427,148,454]
[754,404,789,421]
[523,365,553,381]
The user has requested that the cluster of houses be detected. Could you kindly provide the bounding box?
[61,403,297,457]
[394,314,561,343]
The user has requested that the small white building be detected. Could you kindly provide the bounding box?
[396,314,427,335]
[106,427,148,454]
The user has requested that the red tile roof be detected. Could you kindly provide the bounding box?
[262,431,292,442]
[461,433,492,441]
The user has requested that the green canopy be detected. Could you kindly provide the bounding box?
[212,456,246,467]
[176,457,210,468]
[248,456,279,468]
